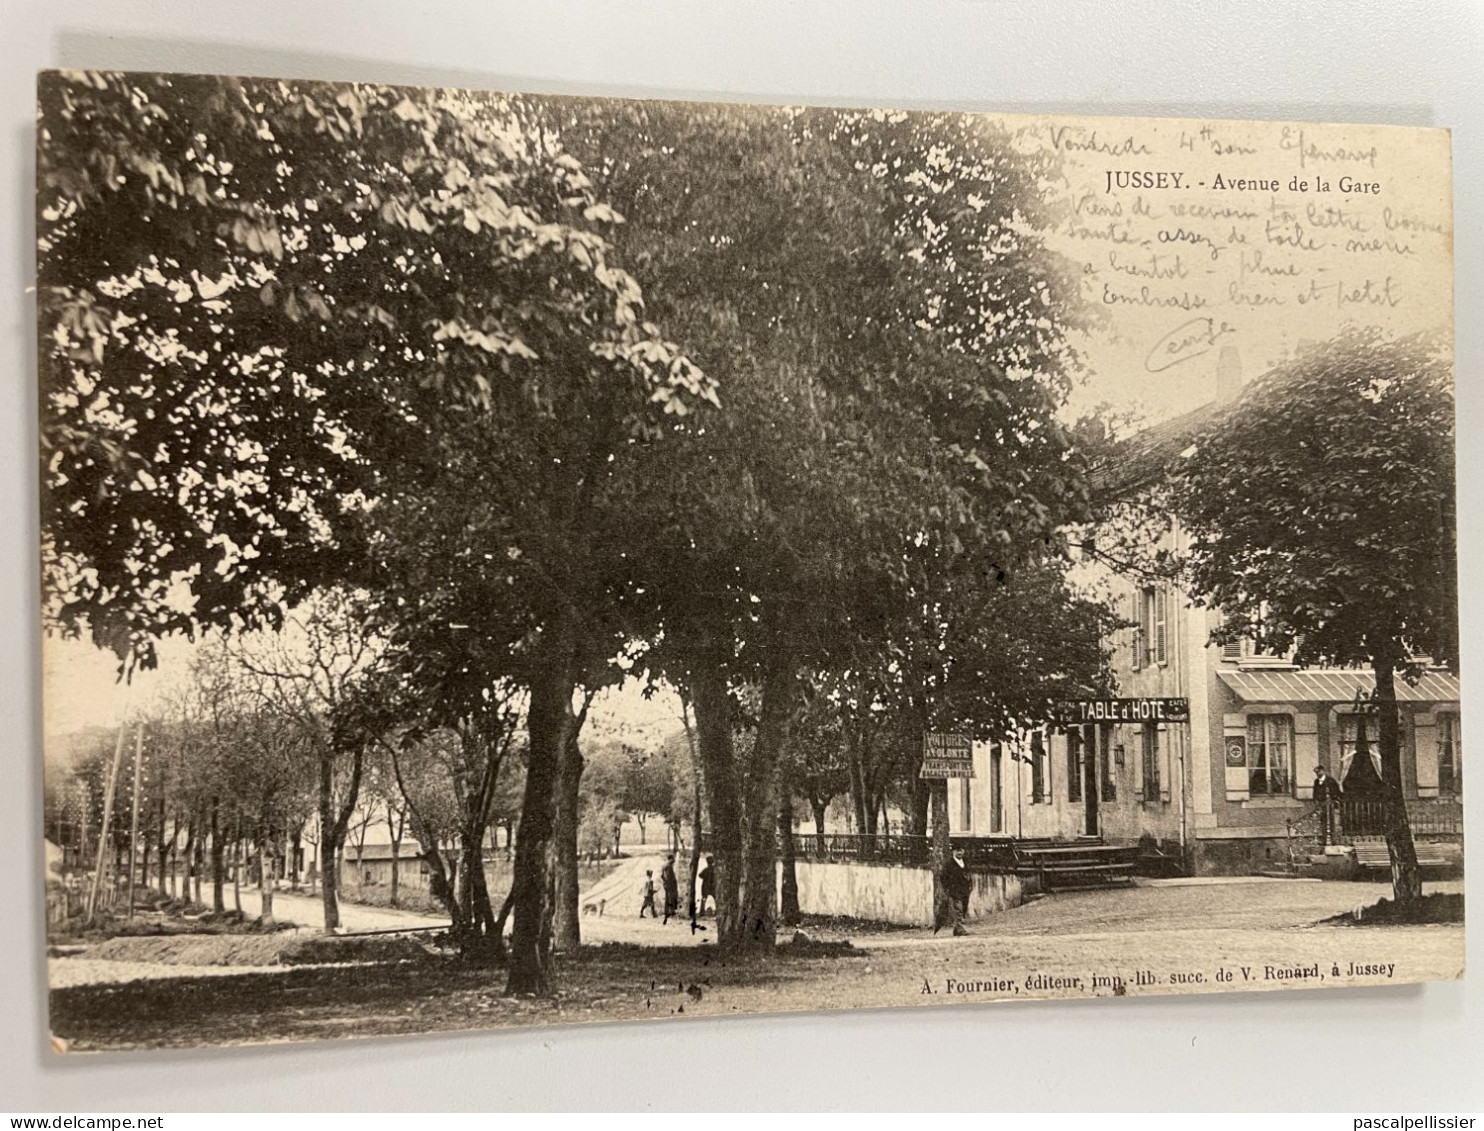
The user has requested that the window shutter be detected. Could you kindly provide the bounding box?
[1414,713,1440,798]
[1223,713,1250,802]
[1294,713,1318,798]
[1155,588,1168,665]
[1158,723,1171,802]
[1222,638,1242,661]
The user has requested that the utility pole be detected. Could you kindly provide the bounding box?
[85,721,128,923]
[125,723,145,919]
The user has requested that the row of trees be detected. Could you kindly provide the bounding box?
[40,75,1115,993]
[40,72,1451,993]
[46,607,523,934]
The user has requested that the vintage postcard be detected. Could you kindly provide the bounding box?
[37,71,1461,1052]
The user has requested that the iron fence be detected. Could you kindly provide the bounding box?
[782,833,1028,872]
[1337,799,1463,839]
[788,833,930,866]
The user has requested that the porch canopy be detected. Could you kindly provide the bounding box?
[1216,668,1460,704]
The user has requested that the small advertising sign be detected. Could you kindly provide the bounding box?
[920,731,975,779]
[1052,698,1191,725]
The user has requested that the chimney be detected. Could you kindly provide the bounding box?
[1215,345,1243,403]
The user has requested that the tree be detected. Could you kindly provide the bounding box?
[381,718,522,956]
[40,72,711,993]
[229,591,382,930]
[1173,329,1456,904]
[550,100,1093,955]
[38,72,704,671]
[787,695,857,849]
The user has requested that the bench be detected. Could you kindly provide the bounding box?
[1351,843,1455,870]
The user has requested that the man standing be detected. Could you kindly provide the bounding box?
[639,869,658,918]
[697,855,715,916]
[939,848,973,937]
[660,855,680,924]
[1313,764,1343,846]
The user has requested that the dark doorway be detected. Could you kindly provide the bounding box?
[990,745,1004,833]
[1082,724,1099,836]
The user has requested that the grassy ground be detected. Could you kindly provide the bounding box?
[48,878,1465,1052]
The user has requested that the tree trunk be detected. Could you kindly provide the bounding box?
[257,825,276,927]
[457,825,500,960]
[734,659,795,955]
[910,776,930,838]
[289,824,303,889]
[930,779,952,930]
[687,709,703,922]
[1374,657,1422,903]
[689,643,745,950]
[232,816,242,916]
[551,728,585,953]
[687,625,798,956]
[210,796,226,914]
[505,615,580,996]
[318,741,364,933]
[388,826,402,909]
[847,730,869,835]
[318,759,341,932]
[155,800,170,897]
[181,822,196,906]
[492,884,516,945]
[778,788,801,927]
[425,847,468,940]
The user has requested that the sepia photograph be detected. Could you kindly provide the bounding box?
[35,70,1461,1055]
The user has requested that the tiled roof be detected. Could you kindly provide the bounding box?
[1216,668,1460,704]
[1086,401,1224,501]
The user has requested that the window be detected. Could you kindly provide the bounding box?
[1218,606,1295,664]
[1141,724,1161,801]
[1247,714,1293,795]
[1067,729,1083,802]
[1136,587,1168,668]
[1030,731,1047,803]
[1100,724,1117,802]
[1438,713,1462,796]
[1338,714,1383,782]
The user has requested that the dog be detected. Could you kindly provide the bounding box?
[581,898,607,917]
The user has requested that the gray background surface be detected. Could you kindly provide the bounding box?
[3,0,1480,1112]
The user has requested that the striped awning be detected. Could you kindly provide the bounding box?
[1216,668,1460,704]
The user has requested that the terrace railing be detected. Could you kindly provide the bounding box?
[1336,798,1464,840]
[790,832,931,866]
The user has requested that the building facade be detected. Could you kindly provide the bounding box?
[950,396,1462,874]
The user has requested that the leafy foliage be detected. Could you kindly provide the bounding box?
[38,71,708,670]
[1174,329,1456,677]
